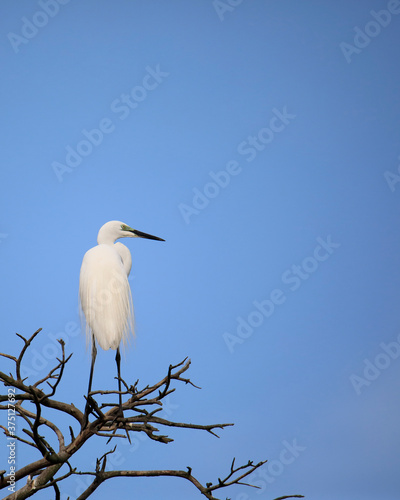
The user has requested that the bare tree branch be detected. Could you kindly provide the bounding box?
[72,458,269,500]
[16,329,43,381]
[0,329,303,500]
[273,496,305,500]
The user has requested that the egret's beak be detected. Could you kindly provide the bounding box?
[132,229,165,242]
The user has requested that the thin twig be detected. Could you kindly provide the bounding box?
[15,329,42,381]
[0,334,302,500]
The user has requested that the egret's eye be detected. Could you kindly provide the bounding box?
[121,224,129,231]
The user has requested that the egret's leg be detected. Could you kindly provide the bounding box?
[115,347,123,416]
[115,347,130,442]
[87,340,97,397]
[83,340,97,427]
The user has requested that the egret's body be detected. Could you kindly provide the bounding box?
[80,242,133,350]
[79,220,164,423]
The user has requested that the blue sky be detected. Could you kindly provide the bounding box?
[1,1,400,499]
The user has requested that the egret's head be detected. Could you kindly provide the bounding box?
[97,220,165,245]
[120,223,138,237]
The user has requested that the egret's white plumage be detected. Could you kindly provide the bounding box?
[79,241,133,350]
[79,220,164,424]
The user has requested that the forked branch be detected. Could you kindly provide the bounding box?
[0,329,304,500]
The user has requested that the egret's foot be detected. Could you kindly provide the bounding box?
[111,404,124,424]
[82,395,96,430]
[113,404,132,444]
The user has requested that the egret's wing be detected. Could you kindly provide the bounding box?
[114,242,132,276]
[79,245,134,350]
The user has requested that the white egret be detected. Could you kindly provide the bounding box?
[79,220,164,422]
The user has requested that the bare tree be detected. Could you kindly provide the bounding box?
[0,329,304,500]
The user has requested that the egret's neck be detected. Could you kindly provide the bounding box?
[97,226,118,245]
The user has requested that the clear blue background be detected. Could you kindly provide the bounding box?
[1,1,400,499]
